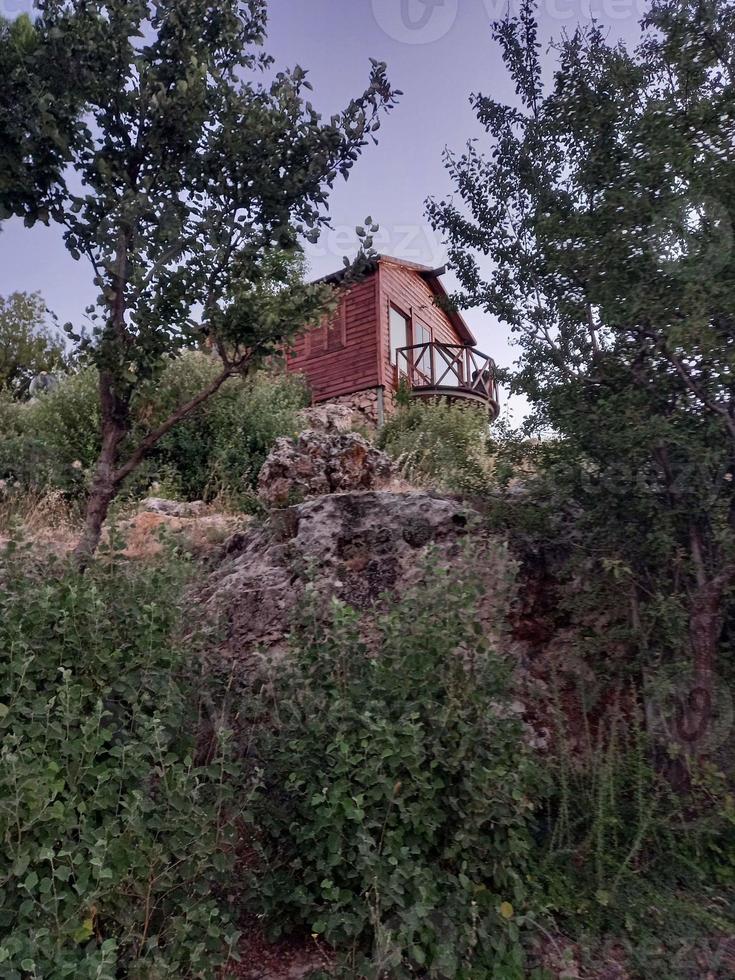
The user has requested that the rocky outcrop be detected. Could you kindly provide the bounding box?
[201,490,517,664]
[257,430,395,508]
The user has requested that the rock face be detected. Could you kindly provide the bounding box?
[257,430,395,508]
[200,490,516,663]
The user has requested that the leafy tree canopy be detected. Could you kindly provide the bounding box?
[0,0,399,555]
[428,0,735,761]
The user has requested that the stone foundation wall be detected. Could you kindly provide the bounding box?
[319,387,382,428]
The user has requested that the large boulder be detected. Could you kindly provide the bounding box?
[199,490,517,664]
[257,430,394,508]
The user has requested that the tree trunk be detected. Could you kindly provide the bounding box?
[660,577,724,792]
[680,583,722,751]
[680,525,727,757]
[71,359,243,564]
[73,370,129,566]
[74,432,124,565]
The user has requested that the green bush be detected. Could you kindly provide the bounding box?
[0,392,27,486]
[0,369,103,495]
[251,562,544,978]
[135,354,309,503]
[27,369,102,492]
[379,401,493,494]
[0,354,309,503]
[0,546,244,978]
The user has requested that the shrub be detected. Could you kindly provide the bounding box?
[0,391,27,485]
[0,354,309,504]
[26,368,102,491]
[539,677,735,949]
[136,354,309,503]
[251,562,544,978]
[0,546,244,978]
[0,370,101,494]
[379,401,493,494]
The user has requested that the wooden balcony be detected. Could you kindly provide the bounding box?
[395,342,500,419]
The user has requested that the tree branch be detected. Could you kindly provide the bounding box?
[664,347,735,446]
[112,354,252,486]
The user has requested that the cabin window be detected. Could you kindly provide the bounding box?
[389,305,410,373]
[308,300,346,356]
[307,321,327,356]
[326,300,346,351]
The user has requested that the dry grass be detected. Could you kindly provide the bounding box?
[0,488,83,556]
[0,488,245,563]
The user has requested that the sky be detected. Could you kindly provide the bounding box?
[0,0,648,420]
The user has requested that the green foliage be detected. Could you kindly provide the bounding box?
[134,353,310,504]
[542,692,685,925]
[0,291,66,396]
[0,369,100,495]
[0,546,244,978]
[0,13,81,219]
[427,0,735,800]
[538,693,735,977]
[29,368,102,490]
[251,563,543,978]
[0,392,28,488]
[379,401,493,494]
[1,0,399,554]
[0,355,308,502]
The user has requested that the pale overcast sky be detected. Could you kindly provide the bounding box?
[0,0,647,421]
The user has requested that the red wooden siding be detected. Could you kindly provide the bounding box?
[287,276,380,402]
[377,260,465,389]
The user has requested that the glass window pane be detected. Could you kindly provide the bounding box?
[390,307,409,369]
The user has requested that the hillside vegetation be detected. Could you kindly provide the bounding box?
[1,0,735,976]
[1,392,734,978]
[0,354,308,512]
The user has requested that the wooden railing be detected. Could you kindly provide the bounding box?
[395,342,500,417]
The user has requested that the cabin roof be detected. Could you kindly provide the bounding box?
[314,254,477,346]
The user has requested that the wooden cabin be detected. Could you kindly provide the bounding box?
[286,255,500,426]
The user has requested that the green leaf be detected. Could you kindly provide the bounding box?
[71,917,94,944]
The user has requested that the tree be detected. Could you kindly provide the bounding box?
[0,13,84,221]
[0,291,67,395]
[427,0,735,769]
[0,0,398,558]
